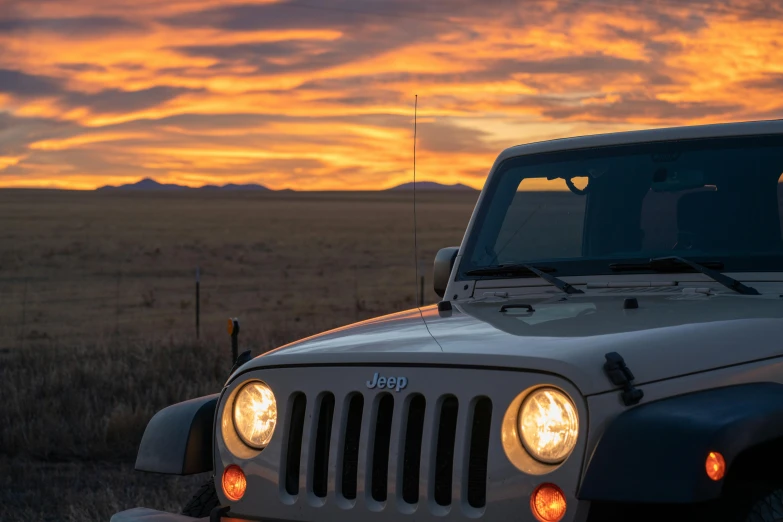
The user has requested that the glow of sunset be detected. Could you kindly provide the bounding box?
[1,0,783,191]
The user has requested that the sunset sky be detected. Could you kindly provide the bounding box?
[1,0,783,190]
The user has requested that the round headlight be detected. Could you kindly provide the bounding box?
[518,388,578,464]
[233,381,277,449]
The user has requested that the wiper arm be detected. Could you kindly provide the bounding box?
[609,256,760,295]
[653,256,760,295]
[466,264,584,294]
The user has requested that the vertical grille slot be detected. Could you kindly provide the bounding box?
[285,393,307,496]
[467,398,492,508]
[341,394,364,500]
[401,394,426,504]
[312,393,335,498]
[370,394,394,502]
[433,396,459,506]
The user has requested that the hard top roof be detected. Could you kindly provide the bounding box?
[497,119,783,163]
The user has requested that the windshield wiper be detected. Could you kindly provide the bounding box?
[609,256,760,295]
[466,264,584,294]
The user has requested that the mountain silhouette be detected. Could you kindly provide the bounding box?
[387,181,477,191]
[97,178,270,191]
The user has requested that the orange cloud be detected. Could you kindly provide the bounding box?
[1,0,782,190]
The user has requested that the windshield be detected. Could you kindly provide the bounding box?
[460,135,783,279]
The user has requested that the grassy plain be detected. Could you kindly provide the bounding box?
[0,189,478,521]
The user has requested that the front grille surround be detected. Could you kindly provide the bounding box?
[215,365,588,522]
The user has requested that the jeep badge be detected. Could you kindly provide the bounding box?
[366,372,408,392]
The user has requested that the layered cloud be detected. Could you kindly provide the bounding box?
[1,0,783,189]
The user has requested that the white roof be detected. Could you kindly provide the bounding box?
[497,119,783,162]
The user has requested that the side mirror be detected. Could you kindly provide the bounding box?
[433,247,459,298]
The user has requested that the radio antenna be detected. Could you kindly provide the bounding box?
[413,94,420,307]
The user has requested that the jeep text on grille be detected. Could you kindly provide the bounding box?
[365,373,408,391]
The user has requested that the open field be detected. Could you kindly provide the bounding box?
[0,189,478,521]
[0,190,477,348]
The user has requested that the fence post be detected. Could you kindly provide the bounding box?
[195,266,200,339]
[19,277,28,347]
[419,274,425,307]
[114,270,121,335]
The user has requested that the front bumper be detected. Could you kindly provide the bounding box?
[111,507,248,522]
[110,508,205,522]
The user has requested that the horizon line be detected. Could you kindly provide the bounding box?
[0,178,488,192]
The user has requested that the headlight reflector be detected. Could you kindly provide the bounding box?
[519,388,578,464]
[233,381,277,449]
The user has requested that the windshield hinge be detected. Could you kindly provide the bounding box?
[603,352,644,406]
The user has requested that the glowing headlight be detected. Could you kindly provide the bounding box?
[518,388,578,464]
[233,381,277,449]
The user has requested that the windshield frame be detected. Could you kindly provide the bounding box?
[458,134,783,281]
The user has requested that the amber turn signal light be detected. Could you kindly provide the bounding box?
[706,451,726,481]
[222,464,247,501]
[530,483,567,522]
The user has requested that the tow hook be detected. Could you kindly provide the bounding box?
[603,352,644,406]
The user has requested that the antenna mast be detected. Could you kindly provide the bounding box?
[413,94,419,307]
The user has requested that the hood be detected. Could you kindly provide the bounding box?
[241,293,783,395]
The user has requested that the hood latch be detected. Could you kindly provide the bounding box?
[603,352,644,406]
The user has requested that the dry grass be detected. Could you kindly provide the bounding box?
[0,189,477,521]
[0,337,261,522]
[1,338,227,461]
[0,190,476,347]
[2,457,210,522]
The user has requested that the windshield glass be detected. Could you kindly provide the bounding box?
[460,135,783,279]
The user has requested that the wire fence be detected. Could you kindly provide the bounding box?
[0,265,435,353]
[0,189,477,355]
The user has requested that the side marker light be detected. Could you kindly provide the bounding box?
[706,451,726,481]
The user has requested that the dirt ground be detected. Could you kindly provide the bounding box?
[0,189,477,521]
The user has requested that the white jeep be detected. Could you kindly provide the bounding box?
[112,120,783,522]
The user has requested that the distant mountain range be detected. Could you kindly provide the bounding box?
[97,178,270,191]
[386,181,477,191]
[96,178,477,192]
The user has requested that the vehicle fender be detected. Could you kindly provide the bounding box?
[135,394,219,475]
[578,382,783,503]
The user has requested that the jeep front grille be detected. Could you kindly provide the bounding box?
[218,366,588,522]
[280,389,492,510]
